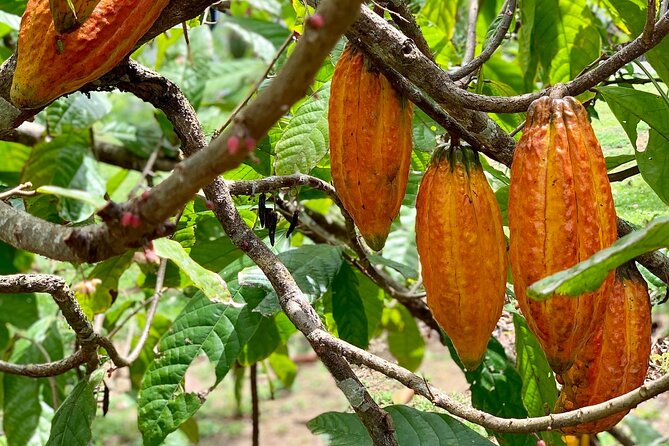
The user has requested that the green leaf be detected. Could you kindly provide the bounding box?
[367,254,418,281]
[22,131,103,222]
[308,405,496,445]
[0,292,38,329]
[464,338,535,446]
[418,0,457,67]
[605,153,636,171]
[269,345,297,388]
[79,251,134,316]
[513,315,565,446]
[138,287,261,445]
[4,342,43,446]
[528,216,669,299]
[598,86,669,204]
[519,0,600,85]
[36,185,107,211]
[153,239,231,302]
[238,314,282,365]
[45,93,111,135]
[45,371,103,446]
[332,263,369,349]
[385,305,424,372]
[274,83,330,175]
[239,245,343,316]
[0,142,30,186]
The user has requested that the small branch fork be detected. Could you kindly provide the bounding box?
[0,274,128,377]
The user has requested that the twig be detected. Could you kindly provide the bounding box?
[607,425,635,446]
[213,31,296,139]
[128,148,161,198]
[107,296,158,339]
[123,258,167,364]
[0,182,34,200]
[449,0,516,81]
[462,0,479,66]
[634,59,669,105]
[608,165,640,182]
[251,363,260,446]
[644,0,657,45]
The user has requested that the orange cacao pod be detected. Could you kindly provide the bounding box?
[11,0,169,109]
[555,264,651,434]
[415,144,507,371]
[49,0,100,34]
[328,44,413,251]
[508,96,617,373]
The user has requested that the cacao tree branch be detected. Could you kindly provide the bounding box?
[385,0,433,61]
[0,0,361,263]
[462,0,479,66]
[608,165,640,182]
[448,0,516,81]
[0,273,130,374]
[307,328,669,433]
[120,3,399,444]
[350,5,669,114]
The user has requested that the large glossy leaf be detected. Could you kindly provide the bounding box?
[137,286,261,445]
[4,341,44,446]
[513,315,565,446]
[519,0,600,85]
[45,93,111,135]
[153,238,231,302]
[239,244,343,316]
[528,216,669,299]
[274,82,330,175]
[384,305,424,372]
[308,405,496,445]
[598,86,669,204]
[464,338,535,446]
[45,370,104,446]
[0,142,30,186]
[418,0,457,67]
[332,263,369,349]
[22,131,102,222]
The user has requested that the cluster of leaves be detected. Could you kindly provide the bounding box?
[0,0,667,445]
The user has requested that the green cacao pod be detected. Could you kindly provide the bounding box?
[11,0,169,109]
[555,264,651,434]
[328,44,413,251]
[416,144,507,371]
[508,96,617,373]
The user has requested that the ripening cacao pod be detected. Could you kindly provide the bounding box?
[328,43,413,251]
[416,143,507,371]
[555,263,651,434]
[10,0,169,109]
[508,95,617,373]
[49,0,100,34]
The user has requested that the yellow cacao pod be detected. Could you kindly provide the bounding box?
[508,96,617,373]
[416,144,507,371]
[328,44,413,251]
[11,0,169,109]
[555,264,651,435]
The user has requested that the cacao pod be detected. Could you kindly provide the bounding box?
[508,96,617,373]
[555,263,651,434]
[328,44,413,251]
[11,0,169,109]
[415,143,507,371]
[49,0,100,34]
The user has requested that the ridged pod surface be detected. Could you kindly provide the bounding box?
[11,0,169,109]
[328,44,413,251]
[416,144,507,371]
[508,96,617,373]
[555,264,651,434]
[49,0,100,33]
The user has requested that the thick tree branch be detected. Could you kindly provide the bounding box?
[350,5,669,114]
[386,0,433,61]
